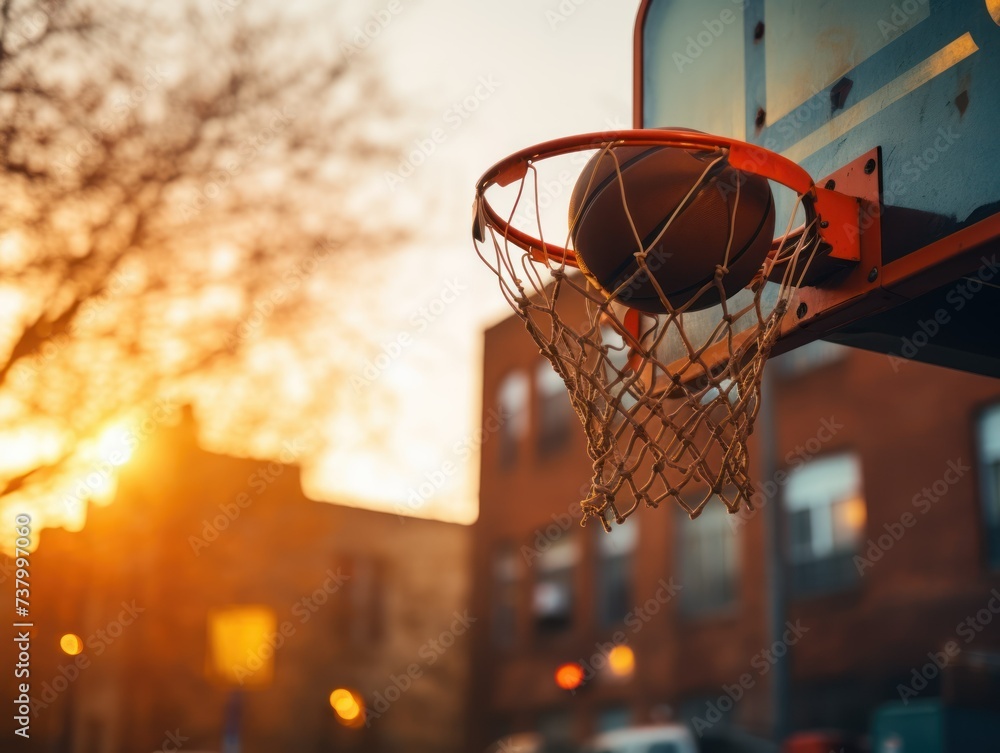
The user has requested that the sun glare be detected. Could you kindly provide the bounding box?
[98,424,134,467]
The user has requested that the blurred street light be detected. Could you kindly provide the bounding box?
[554,662,584,691]
[59,633,83,656]
[607,645,635,678]
[207,606,277,753]
[330,688,365,728]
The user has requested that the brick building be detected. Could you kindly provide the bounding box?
[469,305,1000,750]
[1,410,470,753]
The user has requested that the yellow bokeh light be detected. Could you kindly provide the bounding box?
[608,645,635,677]
[207,606,277,687]
[839,496,867,533]
[329,688,364,727]
[60,633,83,656]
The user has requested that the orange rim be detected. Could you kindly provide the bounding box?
[473,128,818,270]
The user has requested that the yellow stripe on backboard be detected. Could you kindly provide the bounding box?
[782,32,979,164]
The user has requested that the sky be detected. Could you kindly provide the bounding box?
[301,0,642,524]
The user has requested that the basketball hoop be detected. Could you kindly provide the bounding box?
[473,129,860,527]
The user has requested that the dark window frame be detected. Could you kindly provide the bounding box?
[532,532,579,636]
[496,370,530,469]
[535,360,573,456]
[491,543,520,649]
[595,520,638,629]
[783,451,866,599]
[977,402,1000,570]
[676,497,741,618]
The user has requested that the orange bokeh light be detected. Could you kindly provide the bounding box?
[554,662,584,691]
[329,688,364,728]
[60,633,83,656]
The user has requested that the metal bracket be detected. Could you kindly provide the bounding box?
[775,147,901,348]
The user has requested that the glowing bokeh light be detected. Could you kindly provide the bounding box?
[60,633,84,656]
[608,645,635,677]
[554,662,584,691]
[329,688,364,727]
[207,606,277,687]
[840,496,867,532]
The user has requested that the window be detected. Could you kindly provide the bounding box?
[343,556,385,645]
[596,521,638,628]
[784,453,866,596]
[492,545,520,648]
[978,405,1000,569]
[533,533,579,634]
[497,371,530,468]
[678,499,740,616]
[536,361,573,454]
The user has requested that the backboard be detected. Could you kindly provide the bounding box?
[636,0,1000,376]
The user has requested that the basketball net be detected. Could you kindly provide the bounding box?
[473,134,822,529]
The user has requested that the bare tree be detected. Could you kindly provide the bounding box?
[0,0,408,529]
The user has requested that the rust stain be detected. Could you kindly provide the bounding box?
[955,89,970,116]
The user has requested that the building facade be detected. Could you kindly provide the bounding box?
[1,411,470,753]
[470,306,1000,750]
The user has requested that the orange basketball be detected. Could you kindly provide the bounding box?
[568,139,775,313]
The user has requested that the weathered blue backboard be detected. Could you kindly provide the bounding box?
[636,0,1000,375]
